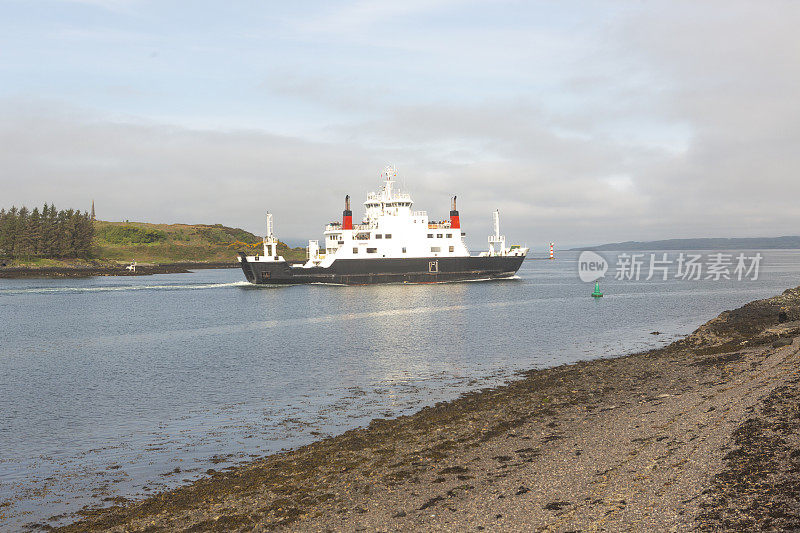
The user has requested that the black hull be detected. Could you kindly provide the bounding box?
[238,254,525,285]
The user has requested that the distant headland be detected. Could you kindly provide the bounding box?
[572,236,800,251]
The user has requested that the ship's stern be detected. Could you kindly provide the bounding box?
[238,253,298,284]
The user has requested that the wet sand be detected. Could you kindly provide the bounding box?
[54,287,800,531]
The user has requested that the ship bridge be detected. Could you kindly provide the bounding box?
[363,165,415,224]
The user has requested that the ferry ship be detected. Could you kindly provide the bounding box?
[238,165,528,285]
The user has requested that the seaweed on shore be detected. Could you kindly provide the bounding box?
[696,374,800,531]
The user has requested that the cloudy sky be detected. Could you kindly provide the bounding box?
[1,1,798,248]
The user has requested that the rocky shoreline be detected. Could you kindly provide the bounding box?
[0,262,239,279]
[53,287,800,531]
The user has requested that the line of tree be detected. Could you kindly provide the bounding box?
[0,204,95,259]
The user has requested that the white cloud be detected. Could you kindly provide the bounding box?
[297,0,478,35]
[47,0,139,13]
[603,175,634,193]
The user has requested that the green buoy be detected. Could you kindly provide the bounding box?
[591,281,603,298]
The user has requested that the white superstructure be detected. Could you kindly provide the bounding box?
[311,165,470,267]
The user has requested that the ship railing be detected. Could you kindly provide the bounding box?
[325,223,377,231]
[365,192,413,203]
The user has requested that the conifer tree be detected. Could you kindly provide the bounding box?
[0,208,11,256]
[45,203,59,256]
[0,204,96,259]
[15,207,30,258]
[29,207,42,256]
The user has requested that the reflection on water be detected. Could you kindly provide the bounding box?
[1,251,800,530]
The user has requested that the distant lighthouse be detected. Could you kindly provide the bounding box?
[91,200,96,221]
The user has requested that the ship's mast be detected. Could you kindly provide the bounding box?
[383,164,396,200]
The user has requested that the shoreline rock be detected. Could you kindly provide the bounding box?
[0,261,239,279]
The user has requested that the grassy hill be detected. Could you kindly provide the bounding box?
[92,220,307,263]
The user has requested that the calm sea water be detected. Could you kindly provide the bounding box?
[1,250,799,530]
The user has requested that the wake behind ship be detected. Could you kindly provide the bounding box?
[238,165,528,285]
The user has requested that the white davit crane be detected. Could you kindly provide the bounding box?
[488,209,506,256]
[262,212,280,259]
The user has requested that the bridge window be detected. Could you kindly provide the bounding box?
[367,248,377,253]
[446,233,452,238]
[437,234,443,238]
[427,234,433,238]
[375,234,382,239]
[385,234,391,239]
[431,246,441,253]
[449,246,454,252]
[353,248,358,253]
[402,247,406,253]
